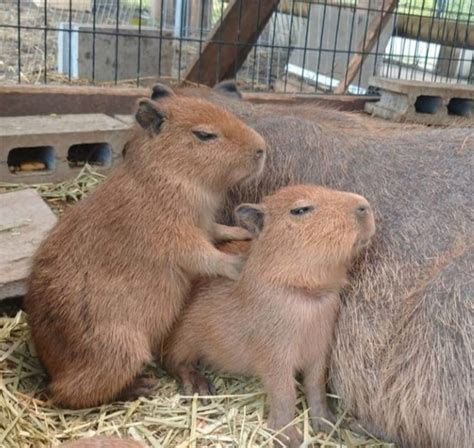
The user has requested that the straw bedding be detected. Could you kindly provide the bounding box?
[0,167,394,447]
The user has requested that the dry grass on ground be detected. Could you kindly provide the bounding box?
[0,167,396,447]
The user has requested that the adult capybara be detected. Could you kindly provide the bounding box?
[165,185,376,447]
[215,112,473,448]
[60,437,145,448]
[24,83,266,409]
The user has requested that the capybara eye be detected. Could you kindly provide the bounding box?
[356,205,369,217]
[193,130,218,141]
[290,205,314,216]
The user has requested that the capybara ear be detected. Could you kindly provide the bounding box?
[135,99,166,133]
[213,80,242,99]
[235,203,265,235]
[151,83,175,100]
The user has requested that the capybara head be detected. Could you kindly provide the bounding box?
[235,185,375,288]
[129,83,266,189]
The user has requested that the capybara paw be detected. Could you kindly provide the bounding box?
[311,414,336,434]
[181,369,216,404]
[220,254,244,280]
[230,226,253,241]
[118,376,157,402]
[344,419,378,437]
[272,426,303,448]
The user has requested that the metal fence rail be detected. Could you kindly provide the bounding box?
[0,0,472,93]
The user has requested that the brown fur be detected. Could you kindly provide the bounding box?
[59,436,145,448]
[208,96,473,447]
[165,185,375,447]
[24,84,266,409]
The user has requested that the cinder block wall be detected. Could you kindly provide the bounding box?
[0,114,132,183]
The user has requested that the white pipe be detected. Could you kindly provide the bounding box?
[174,0,184,37]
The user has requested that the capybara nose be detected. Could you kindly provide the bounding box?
[355,205,370,217]
[255,149,265,158]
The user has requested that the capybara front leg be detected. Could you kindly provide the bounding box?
[262,371,302,448]
[304,364,336,434]
[180,232,244,280]
[212,223,253,242]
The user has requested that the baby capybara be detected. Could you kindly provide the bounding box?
[24,83,266,409]
[165,185,375,447]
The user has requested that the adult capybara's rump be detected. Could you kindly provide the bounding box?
[25,84,266,409]
[219,114,473,448]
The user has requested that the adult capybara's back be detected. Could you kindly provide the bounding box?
[218,113,473,448]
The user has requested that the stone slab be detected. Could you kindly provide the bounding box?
[367,78,474,99]
[0,114,131,183]
[0,189,57,300]
[365,77,474,125]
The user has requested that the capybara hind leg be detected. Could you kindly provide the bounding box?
[118,375,158,401]
[174,364,216,397]
[49,333,152,408]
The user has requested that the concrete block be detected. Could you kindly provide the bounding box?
[0,189,57,300]
[365,78,474,125]
[58,24,174,81]
[0,114,131,183]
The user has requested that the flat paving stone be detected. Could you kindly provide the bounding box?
[0,189,57,300]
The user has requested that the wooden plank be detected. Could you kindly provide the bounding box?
[184,0,280,86]
[396,13,474,50]
[0,85,149,117]
[0,84,377,117]
[242,92,379,111]
[334,0,398,94]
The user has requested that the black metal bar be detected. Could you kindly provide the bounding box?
[315,0,328,92]
[251,0,263,89]
[158,0,164,77]
[284,0,297,93]
[266,5,278,88]
[92,0,97,83]
[68,0,72,82]
[356,0,373,92]
[421,0,439,81]
[16,0,21,83]
[434,0,452,83]
[329,3,343,92]
[299,1,312,92]
[216,0,226,85]
[343,2,358,91]
[372,0,387,78]
[235,0,245,84]
[197,0,207,86]
[457,0,473,83]
[136,0,143,86]
[397,0,415,80]
[409,0,427,81]
[43,0,48,83]
[115,0,121,84]
[177,0,186,82]
[445,2,464,83]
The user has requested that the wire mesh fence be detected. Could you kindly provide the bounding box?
[0,0,472,93]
